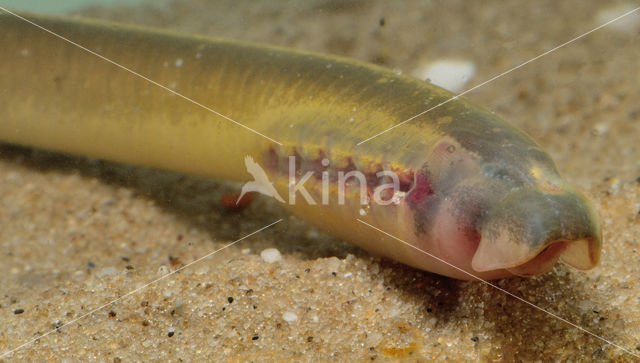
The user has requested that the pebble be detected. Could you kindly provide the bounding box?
[282,311,298,322]
[596,4,640,33]
[260,248,282,263]
[412,59,476,92]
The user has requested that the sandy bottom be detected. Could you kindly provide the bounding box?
[1,0,640,361]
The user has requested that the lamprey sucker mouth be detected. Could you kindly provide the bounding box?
[471,188,601,277]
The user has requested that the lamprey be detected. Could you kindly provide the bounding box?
[0,13,601,279]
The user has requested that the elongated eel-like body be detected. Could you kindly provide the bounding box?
[0,13,601,280]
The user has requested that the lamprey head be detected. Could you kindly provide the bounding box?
[398,129,602,279]
[471,188,601,277]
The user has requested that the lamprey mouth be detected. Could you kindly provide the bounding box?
[471,188,601,276]
[506,237,600,277]
[506,241,569,277]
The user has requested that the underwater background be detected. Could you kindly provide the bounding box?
[1,0,639,360]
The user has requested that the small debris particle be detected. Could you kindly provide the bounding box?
[252,335,259,340]
[471,336,479,342]
[379,17,385,26]
[121,256,130,262]
[222,192,254,211]
[380,342,418,358]
[260,248,282,263]
[125,265,134,270]
[14,308,24,314]
[426,307,432,313]
[168,331,175,337]
[169,256,181,266]
[87,261,96,268]
[307,336,313,342]
[108,311,116,318]
[305,268,311,273]
[282,311,298,322]
[175,58,183,67]
[142,320,150,327]
[331,272,337,276]
[227,297,234,304]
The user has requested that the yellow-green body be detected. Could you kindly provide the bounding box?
[0,13,601,279]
